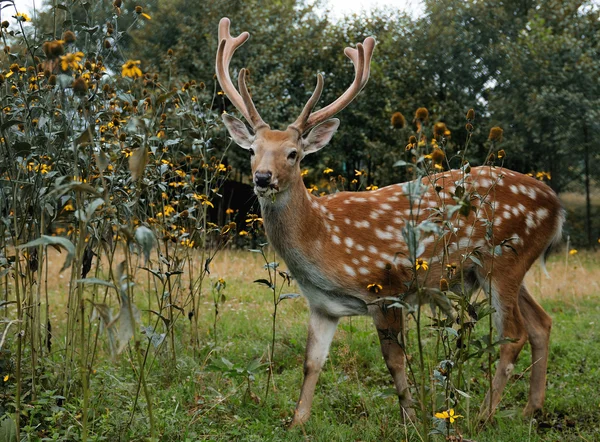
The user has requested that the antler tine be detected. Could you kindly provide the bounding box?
[238,68,269,130]
[215,18,266,129]
[288,73,324,135]
[303,37,375,131]
[344,36,375,87]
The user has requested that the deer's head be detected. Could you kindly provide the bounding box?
[216,18,375,198]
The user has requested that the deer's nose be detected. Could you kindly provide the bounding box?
[254,171,272,188]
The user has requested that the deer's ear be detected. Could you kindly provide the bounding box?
[302,119,340,155]
[222,114,254,149]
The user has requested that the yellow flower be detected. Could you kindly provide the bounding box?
[121,60,142,79]
[367,283,382,293]
[15,12,30,22]
[415,258,429,271]
[354,169,364,176]
[163,205,175,216]
[434,409,463,423]
[366,184,378,191]
[497,149,506,159]
[225,208,234,215]
[135,6,152,19]
[245,214,263,226]
[323,167,334,175]
[308,184,319,193]
[216,163,227,172]
[193,194,214,208]
[301,169,309,177]
[180,238,194,248]
[239,230,249,236]
[60,52,84,71]
[535,171,551,181]
[569,249,578,256]
[3,374,8,382]
[175,169,186,178]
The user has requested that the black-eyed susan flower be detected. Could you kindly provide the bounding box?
[415,258,428,271]
[433,122,447,138]
[391,112,406,129]
[122,60,142,78]
[193,194,214,208]
[431,147,445,165]
[60,52,84,71]
[62,30,76,43]
[245,213,263,227]
[6,63,26,78]
[135,6,152,20]
[434,409,463,423]
[366,184,378,191]
[42,40,65,59]
[414,107,429,122]
[239,230,249,236]
[439,278,449,291]
[367,283,383,293]
[72,77,88,95]
[535,171,551,181]
[354,169,364,176]
[323,167,334,175]
[488,126,503,142]
[569,249,578,256]
[301,169,309,177]
[15,12,30,22]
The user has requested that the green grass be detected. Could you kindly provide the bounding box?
[6,251,600,441]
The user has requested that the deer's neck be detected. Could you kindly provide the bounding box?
[259,175,324,261]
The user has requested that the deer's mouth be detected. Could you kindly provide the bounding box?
[254,184,279,198]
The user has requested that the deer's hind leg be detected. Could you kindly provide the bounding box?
[370,304,414,421]
[518,285,552,416]
[478,276,528,421]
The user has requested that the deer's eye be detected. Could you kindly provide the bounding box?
[288,150,298,161]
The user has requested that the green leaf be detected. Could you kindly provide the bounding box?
[455,388,471,398]
[468,254,483,267]
[135,226,156,263]
[1,120,24,131]
[0,414,17,442]
[254,279,273,289]
[76,278,116,289]
[18,235,75,272]
[129,146,149,181]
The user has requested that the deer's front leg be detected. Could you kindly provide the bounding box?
[290,309,339,428]
[370,305,415,422]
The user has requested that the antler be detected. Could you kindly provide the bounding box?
[289,37,376,135]
[215,18,269,131]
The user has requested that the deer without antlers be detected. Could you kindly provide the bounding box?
[215,17,564,428]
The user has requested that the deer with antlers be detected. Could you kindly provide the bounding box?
[215,17,564,427]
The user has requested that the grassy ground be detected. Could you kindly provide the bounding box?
[8,249,600,441]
